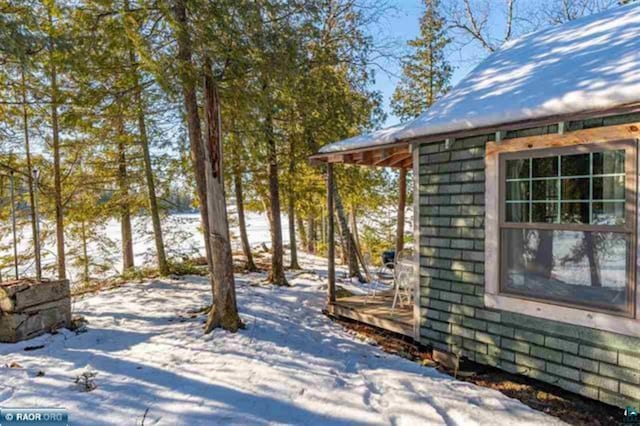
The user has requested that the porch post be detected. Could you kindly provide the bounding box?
[395,167,407,258]
[327,163,336,303]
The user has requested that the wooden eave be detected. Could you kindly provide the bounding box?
[309,141,412,168]
[309,102,640,168]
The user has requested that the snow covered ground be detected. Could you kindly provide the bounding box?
[1,210,288,284]
[0,253,561,425]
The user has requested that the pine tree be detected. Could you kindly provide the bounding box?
[391,0,452,121]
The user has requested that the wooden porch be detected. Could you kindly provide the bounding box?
[312,139,418,341]
[327,292,414,338]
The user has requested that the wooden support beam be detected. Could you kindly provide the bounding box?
[395,167,407,257]
[311,143,415,168]
[388,152,411,167]
[373,149,392,166]
[327,164,336,303]
[362,151,373,165]
[354,151,373,165]
[309,157,326,166]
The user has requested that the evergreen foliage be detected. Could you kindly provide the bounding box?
[391,0,452,121]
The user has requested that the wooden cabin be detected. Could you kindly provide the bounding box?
[311,4,640,409]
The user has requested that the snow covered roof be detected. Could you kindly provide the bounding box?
[319,3,640,154]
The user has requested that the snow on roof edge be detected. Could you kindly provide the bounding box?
[317,3,640,156]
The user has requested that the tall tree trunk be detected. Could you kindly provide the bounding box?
[116,116,134,271]
[297,214,307,252]
[307,215,315,253]
[350,204,371,282]
[202,58,242,332]
[9,172,19,280]
[48,8,66,280]
[287,152,300,269]
[234,167,257,272]
[135,91,168,275]
[81,220,89,283]
[21,67,41,281]
[350,205,362,259]
[395,167,407,258]
[336,213,347,265]
[264,101,287,286]
[334,187,361,280]
[533,231,553,278]
[124,6,168,275]
[318,217,324,248]
[584,232,602,287]
[173,0,213,269]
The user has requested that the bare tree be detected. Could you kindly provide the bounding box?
[445,0,625,58]
[445,0,518,53]
[539,0,621,24]
[202,58,242,333]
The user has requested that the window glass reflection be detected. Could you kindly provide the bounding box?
[502,229,628,312]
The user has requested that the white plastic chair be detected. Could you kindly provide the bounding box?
[362,252,393,299]
[392,249,414,313]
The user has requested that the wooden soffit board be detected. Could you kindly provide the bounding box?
[309,141,412,169]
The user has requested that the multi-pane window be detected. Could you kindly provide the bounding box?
[500,142,635,315]
[504,150,626,225]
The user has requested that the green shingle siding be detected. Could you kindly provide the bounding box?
[417,125,640,408]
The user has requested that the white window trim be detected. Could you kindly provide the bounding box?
[484,137,640,338]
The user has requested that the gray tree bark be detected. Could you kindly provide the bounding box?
[297,214,307,252]
[173,0,213,270]
[264,101,287,286]
[287,147,300,269]
[81,220,89,283]
[202,57,242,333]
[21,67,41,281]
[124,3,168,275]
[48,7,66,280]
[116,115,134,271]
[584,232,602,287]
[334,187,362,280]
[350,205,362,259]
[234,167,257,272]
[307,215,316,253]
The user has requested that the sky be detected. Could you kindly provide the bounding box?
[368,0,468,127]
[371,0,422,127]
[370,0,513,128]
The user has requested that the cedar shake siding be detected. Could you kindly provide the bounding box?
[417,113,640,408]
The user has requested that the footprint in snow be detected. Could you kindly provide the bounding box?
[0,386,15,404]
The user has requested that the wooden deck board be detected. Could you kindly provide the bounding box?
[328,292,414,337]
